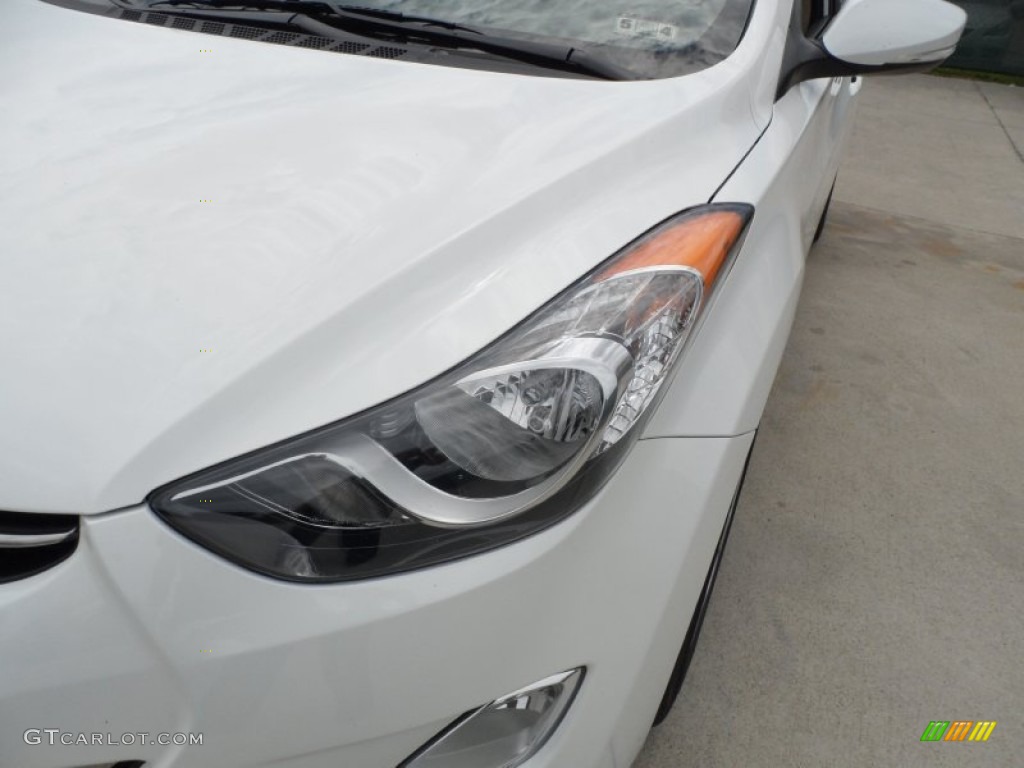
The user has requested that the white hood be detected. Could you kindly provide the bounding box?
[0,0,767,513]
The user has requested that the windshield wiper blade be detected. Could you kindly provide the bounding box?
[313,4,483,34]
[117,0,633,80]
[129,0,481,32]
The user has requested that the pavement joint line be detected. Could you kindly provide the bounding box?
[974,81,1024,164]
[831,198,1024,244]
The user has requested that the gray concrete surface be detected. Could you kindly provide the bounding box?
[835,75,1024,240]
[634,75,1024,767]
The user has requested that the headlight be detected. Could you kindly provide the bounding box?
[150,204,752,581]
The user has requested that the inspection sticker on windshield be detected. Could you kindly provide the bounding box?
[615,16,678,40]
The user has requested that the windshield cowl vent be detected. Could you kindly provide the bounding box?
[117,9,405,61]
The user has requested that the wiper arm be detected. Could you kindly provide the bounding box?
[127,0,481,32]
[311,3,483,34]
[116,0,633,80]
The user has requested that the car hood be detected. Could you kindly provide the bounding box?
[0,0,767,513]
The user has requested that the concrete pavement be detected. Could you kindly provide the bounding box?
[633,75,1024,768]
[835,75,1024,240]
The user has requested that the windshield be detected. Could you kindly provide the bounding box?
[44,0,755,79]
[344,0,755,77]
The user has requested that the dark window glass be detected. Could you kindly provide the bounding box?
[803,0,837,33]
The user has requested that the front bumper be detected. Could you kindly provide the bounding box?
[0,433,753,768]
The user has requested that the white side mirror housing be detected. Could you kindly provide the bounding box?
[778,0,967,96]
[822,0,967,67]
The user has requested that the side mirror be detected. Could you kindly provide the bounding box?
[778,0,967,97]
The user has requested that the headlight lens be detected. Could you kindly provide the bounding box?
[150,204,752,581]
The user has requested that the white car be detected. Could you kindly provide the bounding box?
[0,1,964,767]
